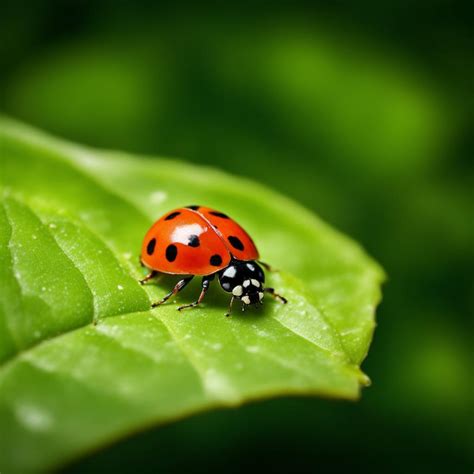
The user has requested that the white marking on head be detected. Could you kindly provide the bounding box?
[223,266,237,278]
[246,263,255,271]
[243,279,251,288]
[251,279,260,287]
[242,296,251,305]
[258,292,264,301]
[232,285,243,296]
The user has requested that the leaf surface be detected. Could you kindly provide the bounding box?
[0,118,384,473]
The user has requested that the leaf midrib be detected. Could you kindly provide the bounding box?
[1,197,355,382]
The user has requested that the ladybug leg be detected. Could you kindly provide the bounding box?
[139,269,158,285]
[152,276,193,307]
[178,274,215,312]
[225,296,235,317]
[264,287,288,304]
[258,261,278,272]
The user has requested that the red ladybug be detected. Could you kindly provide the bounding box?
[140,205,287,316]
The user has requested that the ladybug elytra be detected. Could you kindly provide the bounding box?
[140,205,287,316]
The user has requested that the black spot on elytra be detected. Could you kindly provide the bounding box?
[210,254,223,266]
[228,236,244,251]
[186,205,200,210]
[146,238,156,255]
[188,234,200,247]
[166,244,178,262]
[165,211,181,220]
[209,211,229,219]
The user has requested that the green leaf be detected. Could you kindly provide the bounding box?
[0,117,384,473]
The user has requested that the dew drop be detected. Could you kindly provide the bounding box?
[246,345,259,353]
[149,191,167,204]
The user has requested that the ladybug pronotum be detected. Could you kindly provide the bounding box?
[140,205,287,316]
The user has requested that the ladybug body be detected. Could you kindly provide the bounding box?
[140,205,287,316]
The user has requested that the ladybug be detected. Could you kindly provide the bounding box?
[140,205,287,316]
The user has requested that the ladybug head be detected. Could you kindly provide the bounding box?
[218,260,265,306]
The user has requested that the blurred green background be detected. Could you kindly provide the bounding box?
[1,1,472,472]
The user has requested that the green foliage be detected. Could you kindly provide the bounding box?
[0,118,383,473]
